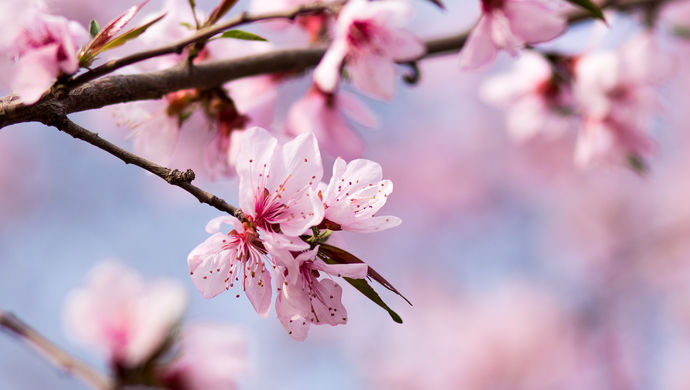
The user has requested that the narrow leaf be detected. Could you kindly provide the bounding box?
[344,277,403,324]
[83,0,150,54]
[207,0,239,26]
[319,243,412,306]
[99,13,167,52]
[89,20,100,38]
[218,30,268,42]
[565,0,606,22]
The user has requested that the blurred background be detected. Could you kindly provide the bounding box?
[3,0,690,389]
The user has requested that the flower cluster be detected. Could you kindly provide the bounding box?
[481,32,673,168]
[187,127,401,340]
[64,261,248,389]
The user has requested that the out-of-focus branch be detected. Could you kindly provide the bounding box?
[68,2,343,89]
[0,0,678,129]
[0,310,111,390]
[46,116,243,217]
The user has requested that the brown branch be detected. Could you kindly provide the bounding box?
[45,115,243,217]
[0,0,678,130]
[68,2,342,89]
[0,310,111,390]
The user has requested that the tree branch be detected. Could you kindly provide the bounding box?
[0,310,111,390]
[0,0,678,130]
[68,1,343,89]
[46,115,243,217]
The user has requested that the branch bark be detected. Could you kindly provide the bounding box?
[0,0,677,130]
[0,310,111,390]
[47,116,243,217]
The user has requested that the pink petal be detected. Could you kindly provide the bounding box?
[187,233,238,299]
[313,39,349,92]
[313,260,368,279]
[236,127,279,215]
[459,15,499,70]
[244,262,272,318]
[503,0,567,44]
[132,113,180,166]
[338,91,381,128]
[12,45,60,104]
[379,27,426,61]
[275,291,311,341]
[350,54,397,101]
[205,215,244,234]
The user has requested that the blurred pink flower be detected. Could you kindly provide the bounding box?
[237,127,324,237]
[286,88,379,160]
[64,261,187,368]
[313,0,425,100]
[573,32,672,167]
[164,323,248,390]
[320,157,401,233]
[361,283,601,390]
[4,3,87,103]
[460,0,567,70]
[273,247,368,340]
[480,51,576,141]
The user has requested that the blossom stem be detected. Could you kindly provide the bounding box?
[46,115,243,218]
[0,310,111,390]
[67,2,344,90]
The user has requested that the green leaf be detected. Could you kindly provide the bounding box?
[343,277,403,324]
[319,243,412,306]
[89,20,100,38]
[565,0,606,22]
[179,22,195,29]
[100,13,167,52]
[218,30,268,42]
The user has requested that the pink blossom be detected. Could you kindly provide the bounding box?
[480,51,576,141]
[320,157,401,233]
[274,247,368,340]
[63,261,187,368]
[286,87,379,160]
[459,0,567,70]
[187,215,294,317]
[313,0,426,100]
[236,127,325,237]
[572,33,672,167]
[5,6,88,103]
[164,323,248,390]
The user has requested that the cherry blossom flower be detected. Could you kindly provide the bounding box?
[286,87,379,160]
[480,51,576,141]
[273,247,368,340]
[572,32,672,167]
[163,323,248,390]
[313,0,426,100]
[63,261,187,368]
[459,0,567,70]
[3,3,88,103]
[320,157,401,233]
[187,215,303,317]
[236,127,325,237]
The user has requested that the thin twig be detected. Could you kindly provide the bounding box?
[0,310,111,390]
[46,115,243,218]
[67,2,341,89]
